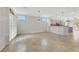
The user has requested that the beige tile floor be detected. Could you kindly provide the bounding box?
[2,32,79,52]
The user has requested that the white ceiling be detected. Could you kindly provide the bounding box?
[13,7,79,20]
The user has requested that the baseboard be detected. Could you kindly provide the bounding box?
[0,44,9,52]
[17,32,49,35]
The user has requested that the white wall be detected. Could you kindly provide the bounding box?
[9,12,17,40]
[0,8,9,51]
[17,16,48,34]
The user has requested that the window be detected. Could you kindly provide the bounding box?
[16,16,26,21]
[41,17,48,22]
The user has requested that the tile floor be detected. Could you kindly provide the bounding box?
[2,32,79,52]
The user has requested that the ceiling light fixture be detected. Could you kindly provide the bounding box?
[37,10,41,21]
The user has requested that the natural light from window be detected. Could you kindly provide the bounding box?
[16,16,26,21]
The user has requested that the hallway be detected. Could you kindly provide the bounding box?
[3,32,79,52]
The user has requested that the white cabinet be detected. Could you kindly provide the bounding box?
[50,26,69,35]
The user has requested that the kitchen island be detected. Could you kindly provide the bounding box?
[50,26,72,35]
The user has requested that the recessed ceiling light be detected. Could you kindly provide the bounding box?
[71,12,74,14]
[38,10,40,13]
